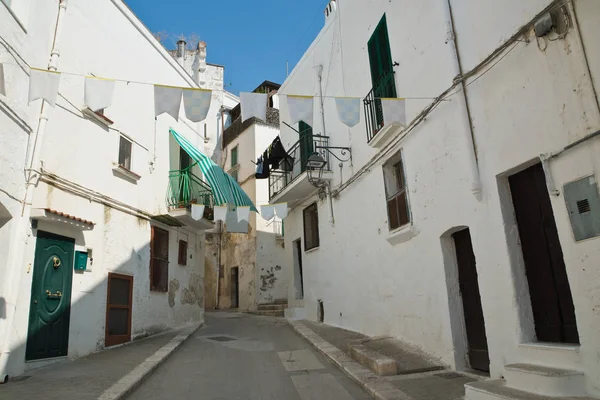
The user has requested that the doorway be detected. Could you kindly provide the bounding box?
[105,273,133,347]
[299,121,314,171]
[293,239,304,299]
[452,228,489,372]
[26,231,75,360]
[230,267,239,309]
[509,163,579,344]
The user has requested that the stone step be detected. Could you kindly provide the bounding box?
[465,379,597,400]
[257,304,288,311]
[504,363,585,397]
[246,310,285,317]
[518,343,581,370]
[347,343,397,376]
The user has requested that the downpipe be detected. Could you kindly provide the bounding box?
[443,0,482,197]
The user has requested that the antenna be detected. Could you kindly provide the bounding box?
[286,61,289,77]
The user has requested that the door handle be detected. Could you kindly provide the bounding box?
[45,290,62,299]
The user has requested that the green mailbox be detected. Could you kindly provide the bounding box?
[74,251,88,271]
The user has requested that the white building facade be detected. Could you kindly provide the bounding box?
[271,0,600,398]
[0,0,234,380]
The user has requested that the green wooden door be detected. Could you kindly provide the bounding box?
[26,231,75,360]
[299,121,314,172]
[368,15,396,129]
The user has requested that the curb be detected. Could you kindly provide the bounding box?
[97,323,202,400]
[288,320,413,400]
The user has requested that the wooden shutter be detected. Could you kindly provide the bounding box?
[303,203,320,250]
[178,240,187,266]
[150,227,169,292]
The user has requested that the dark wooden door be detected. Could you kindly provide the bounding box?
[509,163,579,344]
[453,228,489,372]
[105,273,133,347]
[26,231,75,360]
[230,267,239,309]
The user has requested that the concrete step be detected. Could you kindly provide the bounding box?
[257,304,288,311]
[246,310,285,317]
[347,343,397,376]
[465,379,597,400]
[504,363,585,397]
[518,343,581,370]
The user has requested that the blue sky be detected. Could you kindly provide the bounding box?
[125,0,328,95]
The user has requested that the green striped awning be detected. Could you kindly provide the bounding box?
[170,128,257,211]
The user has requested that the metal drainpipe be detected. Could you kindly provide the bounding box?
[0,0,68,383]
[443,0,482,196]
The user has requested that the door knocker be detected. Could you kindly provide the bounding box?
[53,256,61,269]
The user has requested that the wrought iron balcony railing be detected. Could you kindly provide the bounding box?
[167,165,214,219]
[363,71,397,143]
[269,135,331,199]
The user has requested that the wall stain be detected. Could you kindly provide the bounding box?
[181,272,204,308]
[104,206,111,224]
[168,278,180,308]
[260,266,278,292]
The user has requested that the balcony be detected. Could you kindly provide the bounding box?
[269,135,332,207]
[166,166,214,230]
[363,71,403,148]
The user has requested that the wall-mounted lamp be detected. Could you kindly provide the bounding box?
[306,145,352,187]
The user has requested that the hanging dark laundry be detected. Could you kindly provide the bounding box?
[267,137,294,172]
[255,153,270,179]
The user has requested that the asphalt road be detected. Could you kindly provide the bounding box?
[127,311,371,400]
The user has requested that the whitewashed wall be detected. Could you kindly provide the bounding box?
[2,0,208,379]
[278,0,600,395]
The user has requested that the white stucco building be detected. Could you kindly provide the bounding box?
[204,81,288,312]
[0,0,239,381]
[269,0,600,398]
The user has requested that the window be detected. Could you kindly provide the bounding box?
[180,147,191,170]
[230,168,239,182]
[178,240,187,266]
[303,203,320,251]
[118,136,132,170]
[150,226,169,292]
[383,152,410,230]
[231,145,238,168]
[368,14,396,95]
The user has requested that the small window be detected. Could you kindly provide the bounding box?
[231,145,238,168]
[118,136,132,170]
[178,240,187,266]
[303,203,320,251]
[150,226,169,292]
[383,152,410,230]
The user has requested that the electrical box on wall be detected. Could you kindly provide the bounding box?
[564,175,600,241]
[74,251,88,271]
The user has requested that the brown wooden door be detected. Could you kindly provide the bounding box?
[453,228,489,372]
[105,273,133,347]
[230,267,239,309]
[509,163,579,344]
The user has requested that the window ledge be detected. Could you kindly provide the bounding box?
[386,224,419,246]
[82,107,114,127]
[113,165,141,182]
[305,246,319,254]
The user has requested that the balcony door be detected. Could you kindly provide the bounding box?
[368,14,396,130]
[299,121,313,172]
[179,147,192,203]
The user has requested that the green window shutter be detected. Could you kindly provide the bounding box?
[231,146,238,167]
[299,121,314,172]
[368,14,396,98]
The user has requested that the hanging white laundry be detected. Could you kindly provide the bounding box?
[154,85,182,120]
[381,98,407,127]
[237,206,251,223]
[287,95,314,127]
[0,64,6,96]
[183,88,212,122]
[334,97,361,127]
[260,205,275,221]
[84,76,115,112]
[240,92,267,122]
[29,68,61,107]
[274,203,288,219]
[214,206,228,222]
[191,204,206,221]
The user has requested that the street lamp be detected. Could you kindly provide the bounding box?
[307,152,327,185]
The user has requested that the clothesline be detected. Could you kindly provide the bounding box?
[280,94,452,101]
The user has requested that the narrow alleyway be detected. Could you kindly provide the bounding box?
[127,312,371,400]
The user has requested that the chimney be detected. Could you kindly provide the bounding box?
[176,39,186,58]
[196,41,207,87]
[324,0,337,23]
